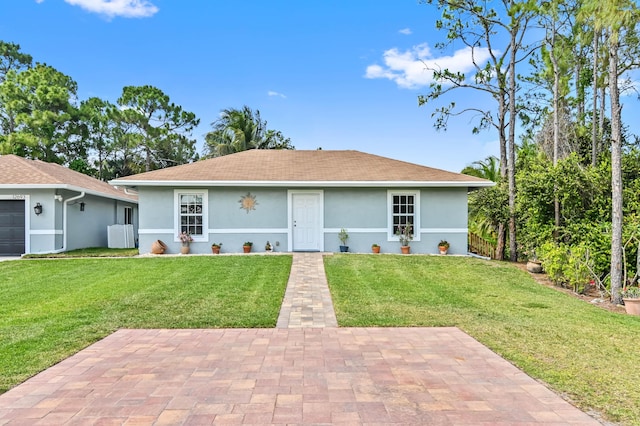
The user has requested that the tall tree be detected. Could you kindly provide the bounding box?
[418,0,538,260]
[536,0,576,234]
[0,41,32,82]
[204,106,294,157]
[117,85,199,172]
[78,97,118,180]
[591,29,602,166]
[581,0,640,303]
[0,63,77,162]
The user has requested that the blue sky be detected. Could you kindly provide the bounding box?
[4,0,633,173]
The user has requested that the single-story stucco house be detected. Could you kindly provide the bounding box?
[0,154,138,256]
[110,150,492,255]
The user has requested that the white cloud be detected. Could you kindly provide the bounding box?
[35,0,45,4]
[365,43,492,89]
[64,0,158,18]
[399,28,412,35]
[268,91,287,99]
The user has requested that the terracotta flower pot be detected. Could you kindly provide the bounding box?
[400,246,410,254]
[623,298,640,316]
[438,246,448,255]
[151,240,167,254]
[372,246,380,254]
[243,245,252,253]
[212,246,221,254]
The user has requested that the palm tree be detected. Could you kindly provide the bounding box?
[462,156,502,245]
[461,156,500,182]
[204,106,260,157]
[203,106,293,157]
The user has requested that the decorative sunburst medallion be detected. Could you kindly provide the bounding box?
[239,192,258,213]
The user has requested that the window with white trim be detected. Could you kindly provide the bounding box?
[388,191,420,241]
[174,190,208,241]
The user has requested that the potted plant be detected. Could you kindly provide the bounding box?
[438,240,450,255]
[243,241,253,253]
[396,225,413,254]
[621,286,640,316]
[338,228,349,252]
[178,232,193,254]
[371,243,380,254]
[211,242,222,254]
[265,241,273,253]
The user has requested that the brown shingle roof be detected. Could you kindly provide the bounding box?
[0,154,137,202]
[111,150,492,187]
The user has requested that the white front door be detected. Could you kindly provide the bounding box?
[291,192,322,251]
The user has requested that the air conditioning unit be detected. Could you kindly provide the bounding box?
[108,224,135,248]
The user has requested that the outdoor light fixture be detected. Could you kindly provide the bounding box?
[80,202,85,212]
[34,203,43,215]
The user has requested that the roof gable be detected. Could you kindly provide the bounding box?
[111,150,493,188]
[0,154,137,202]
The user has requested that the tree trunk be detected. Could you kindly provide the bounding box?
[633,240,640,286]
[609,38,623,304]
[576,62,584,124]
[550,34,561,233]
[508,29,518,262]
[591,29,599,167]
[145,146,152,172]
[497,90,508,261]
[599,84,606,137]
[495,222,506,261]
[598,32,606,142]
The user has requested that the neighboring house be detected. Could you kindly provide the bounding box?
[0,155,138,256]
[110,150,493,255]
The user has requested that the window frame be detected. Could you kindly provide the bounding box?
[124,206,133,225]
[174,190,208,242]
[387,190,420,242]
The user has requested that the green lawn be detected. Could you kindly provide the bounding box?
[22,247,139,258]
[0,255,292,393]
[324,254,640,425]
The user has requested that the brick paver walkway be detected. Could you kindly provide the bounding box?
[0,253,601,425]
[276,253,337,328]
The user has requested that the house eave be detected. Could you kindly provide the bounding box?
[108,179,495,188]
[0,184,138,203]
